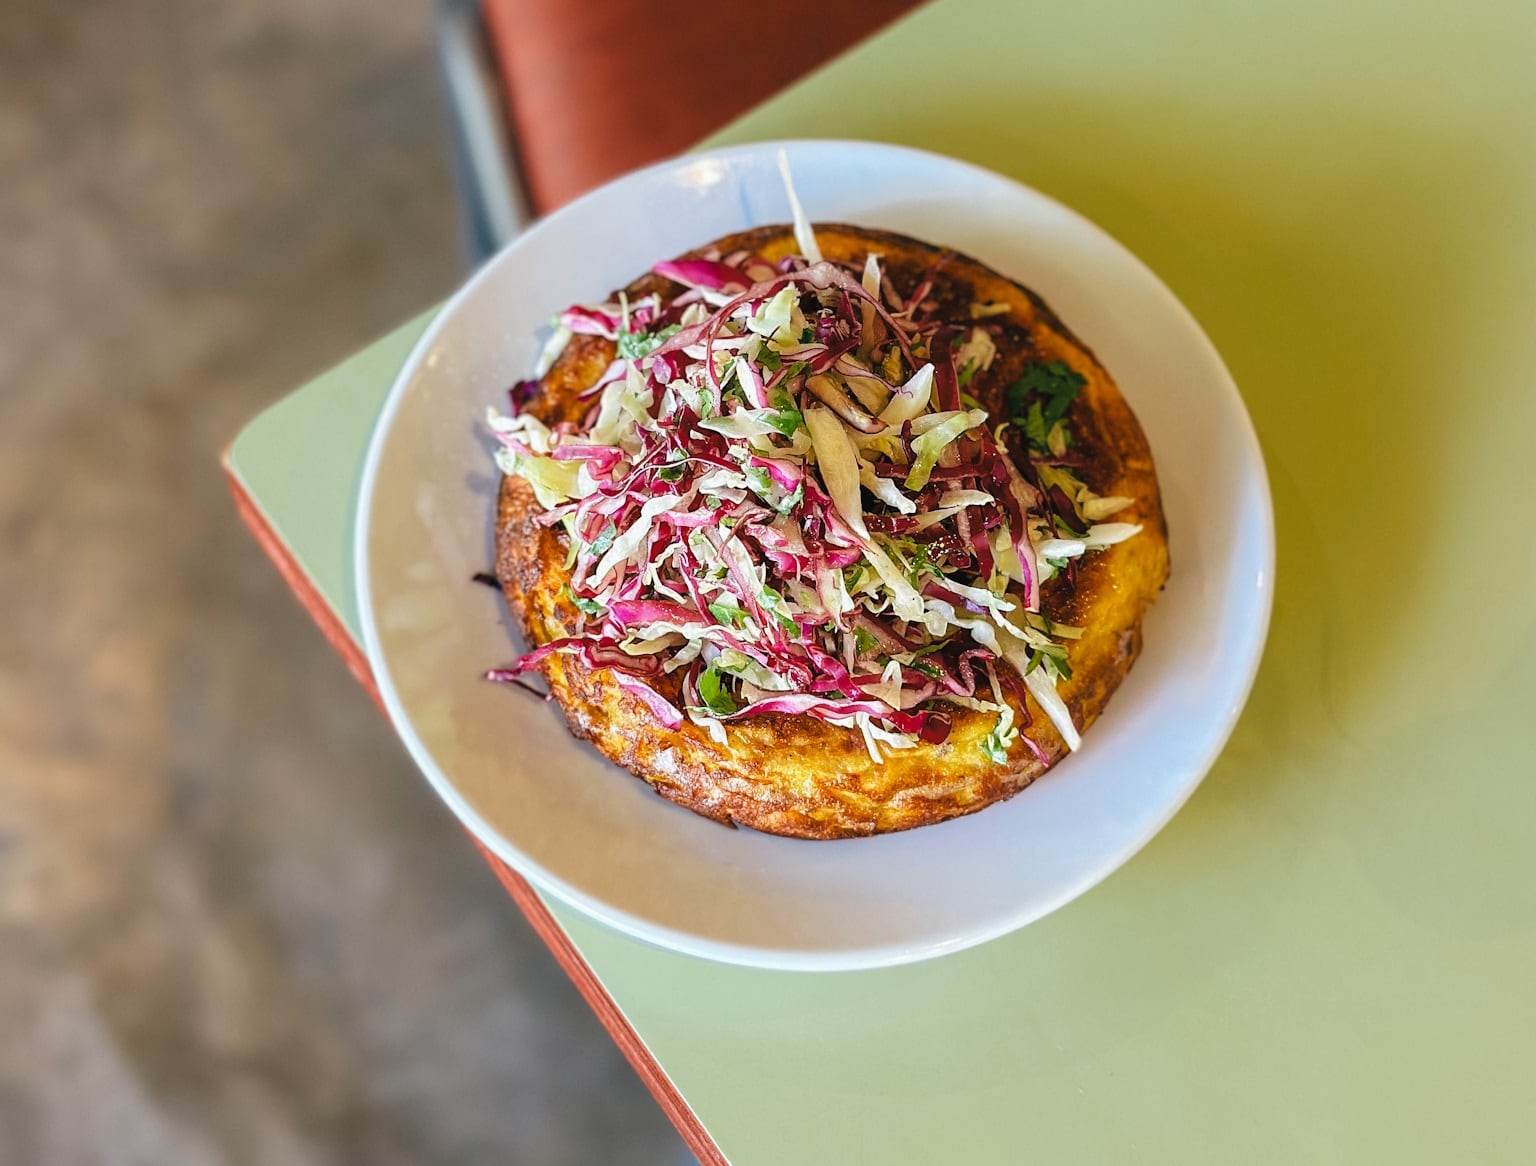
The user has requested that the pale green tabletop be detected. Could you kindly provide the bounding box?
[229,1,1536,1160]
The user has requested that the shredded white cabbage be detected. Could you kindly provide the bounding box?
[487,407,554,453]
[879,363,934,425]
[589,494,679,585]
[859,462,917,514]
[1083,523,1143,548]
[776,148,822,265]
[853,711,917,763]
[804,405,868,539]
[905,410,987,490]
[694,467,750,496]
[745,284,801,346]
[864,658,906,710]
[968,301,1012,318]
[714,648,793,692]
[860,253,882,298]
[699,411,787,440]
[687,706,728,746]
[590,365,654,447]
[495,449,584,507]
[1025,666,1081,751]
[856,253,883,360]
[953,327,997,375]
[1036,537,1087,560]
[935,489,994,509]
[1080,494,1134,521]
[863,540,927,623]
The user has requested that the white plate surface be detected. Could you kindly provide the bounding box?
[356,140,1273,970]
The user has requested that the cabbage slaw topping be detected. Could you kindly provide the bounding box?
[488,215,1138,762]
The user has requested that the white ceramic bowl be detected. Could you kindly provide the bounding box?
[355,140,1273,970]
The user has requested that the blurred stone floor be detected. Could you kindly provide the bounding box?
[0,2,688,1162]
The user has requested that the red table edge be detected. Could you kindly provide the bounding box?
[223,453,728,1166]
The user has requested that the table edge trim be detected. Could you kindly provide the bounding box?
[222,449,728,1166]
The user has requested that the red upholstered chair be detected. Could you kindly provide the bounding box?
[436,0,920,259]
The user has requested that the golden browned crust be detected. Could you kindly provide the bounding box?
[495,224,1169,838]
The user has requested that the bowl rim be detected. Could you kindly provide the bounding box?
[354,137,1276,970]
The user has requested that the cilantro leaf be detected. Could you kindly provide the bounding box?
[616,323,681,362]
[744,465,775,497]
[563,584,605,617]
[758,585,800,632]
[657,450,688,482]
[1031,643,1073,681]
[1006,360,1086,430]
[588,521,618,558]
[904,541,938,586]
[707,596,748,628]
[1022,401,1049,451]
[697,662,740,716]
[764,408,805,437]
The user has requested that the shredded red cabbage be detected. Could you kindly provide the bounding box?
[651,258,749,294]
[486,231,1129,760]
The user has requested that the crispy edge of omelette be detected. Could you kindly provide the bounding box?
[494,224,1170,839]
